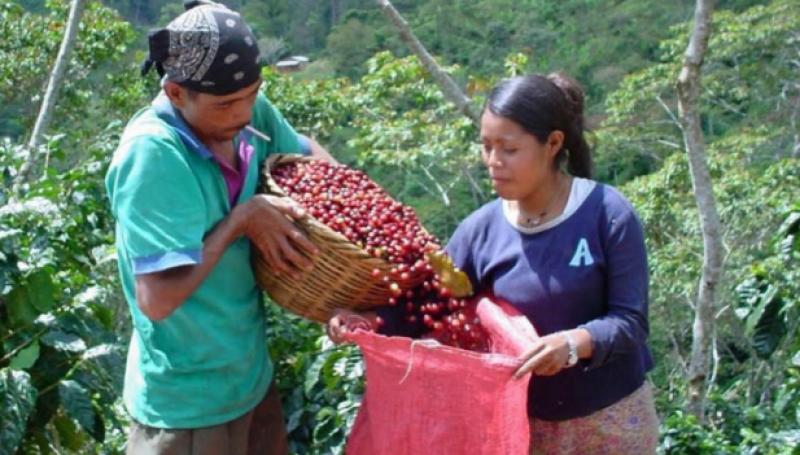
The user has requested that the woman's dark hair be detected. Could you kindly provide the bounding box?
[484,72,592,178]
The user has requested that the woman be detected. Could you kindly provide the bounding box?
[329,73,659,454]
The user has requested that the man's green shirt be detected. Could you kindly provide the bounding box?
[105,92,304,428]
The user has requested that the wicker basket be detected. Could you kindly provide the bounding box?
[253,154,428,323]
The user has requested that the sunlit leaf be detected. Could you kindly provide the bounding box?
[42,330,87,353]
[9,341,40,370]
[6,285,37,327]
[0,369,38,453]
[426,250,473,297]
[27,270,55,313]
[59,380,100,441]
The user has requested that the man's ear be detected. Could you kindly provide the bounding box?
[163,81,187,108]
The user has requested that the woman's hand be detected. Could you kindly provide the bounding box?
[513,328,592,379]
[326,309,380,344]
[513,332,570,379]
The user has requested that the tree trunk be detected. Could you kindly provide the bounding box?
[16,0,86,187]
[676,0,723,423]
[330,0,339,27]
[375,0,480,124]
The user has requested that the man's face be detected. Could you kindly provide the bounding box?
[166,78,262,143]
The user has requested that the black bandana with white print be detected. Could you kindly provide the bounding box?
[142,1,261,95]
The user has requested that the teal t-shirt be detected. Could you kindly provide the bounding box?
[106,92,304,428]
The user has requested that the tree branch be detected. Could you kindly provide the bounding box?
[676,0,724,424]
[375,0,480,124]
[15,0,86,187]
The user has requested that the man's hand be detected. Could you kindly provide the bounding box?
[327,309,380,344]
[134,195,319,321]
[305,136,338,164]
[235,195,319,278]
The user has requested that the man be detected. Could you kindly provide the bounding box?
[105,1,332,453]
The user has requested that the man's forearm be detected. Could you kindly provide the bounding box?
[306,136,337,163]
[135,207,246,320]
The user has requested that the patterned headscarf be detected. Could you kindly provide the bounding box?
[141,0,261,95]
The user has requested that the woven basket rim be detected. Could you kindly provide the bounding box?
[253,154,433,322]
[262,154,395,269]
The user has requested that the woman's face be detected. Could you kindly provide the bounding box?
[479,110,563,201]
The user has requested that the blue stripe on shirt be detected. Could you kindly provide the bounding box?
[132,249,202,275]
[297,134,313,156]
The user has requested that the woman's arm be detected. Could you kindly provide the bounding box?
[578,209,649,369]
[515,206,649,378]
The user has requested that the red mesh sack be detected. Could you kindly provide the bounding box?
[345,296,538,455]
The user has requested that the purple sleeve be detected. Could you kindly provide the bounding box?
[375,304,423,337]
[579,210,650,370]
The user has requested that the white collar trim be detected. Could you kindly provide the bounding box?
[502,177,597,234]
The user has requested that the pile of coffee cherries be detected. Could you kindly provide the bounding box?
[272,160,489,351]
